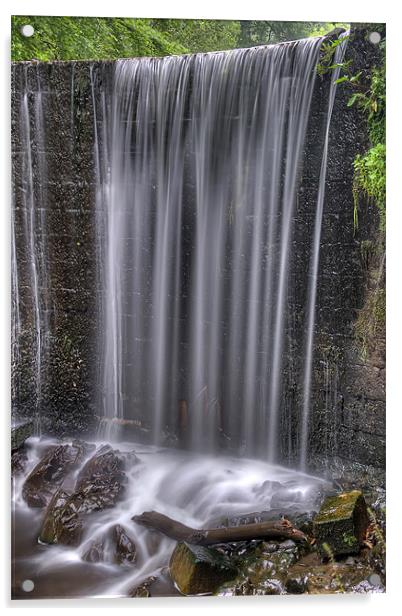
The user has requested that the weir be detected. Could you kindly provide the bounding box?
[101,38,324,460]
[11,27,385,471]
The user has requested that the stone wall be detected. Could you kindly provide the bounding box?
[11,61,110,435]
[305,26,385,471]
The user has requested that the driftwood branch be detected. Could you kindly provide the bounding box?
[132,510,307,545]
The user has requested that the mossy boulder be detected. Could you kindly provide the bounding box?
[169,542,237,595]
[313,490,369,557]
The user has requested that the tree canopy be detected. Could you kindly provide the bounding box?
[11,16,348,62]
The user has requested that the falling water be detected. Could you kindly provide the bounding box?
[299,34,349,469]
[16,66,48,431]
[100,36,327,460]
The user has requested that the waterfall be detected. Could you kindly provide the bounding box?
[299,34,349,469]
[100,36,331,461]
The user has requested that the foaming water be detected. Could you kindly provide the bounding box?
[12,438,328,598]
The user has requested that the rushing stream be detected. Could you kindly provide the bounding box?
[12,438,329,598]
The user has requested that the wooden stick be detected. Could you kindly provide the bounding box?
[132,510,307,545]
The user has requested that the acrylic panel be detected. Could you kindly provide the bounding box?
[11,16,386,599]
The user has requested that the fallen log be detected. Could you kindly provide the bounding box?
[132,510,307,545]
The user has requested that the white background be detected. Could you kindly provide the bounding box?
[1,1,400,613]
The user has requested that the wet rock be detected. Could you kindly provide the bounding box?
[286,551,375,594]
[271,486,304,509]
[73,445,134,512]
[219,575,285,596]
[169,541,237,595]
[38,446,135,547]
[39,489,83,546]
[82,539,105,563]
[313,490,369,556]
[11,448,28,476]
[112,524,137,565]
[254,480,283,497]
[278,539,296,550]
[285,573,308,594]
[129,576,157,598]
[352,579,385,593]
[260,541,279,554]
[22,442,89,507]
[260,578,285,594]
[11,420,33,451]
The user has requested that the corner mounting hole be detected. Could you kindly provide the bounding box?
[21,24,35,38]
[369,31,381,45]
[22,579,34,592]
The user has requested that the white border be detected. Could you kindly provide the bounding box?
[1,1,400,614]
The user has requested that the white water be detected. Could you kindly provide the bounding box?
[12,438,328,598]
[100,37,326,460]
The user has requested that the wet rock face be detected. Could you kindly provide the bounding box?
[74,445,136,512]
[169,542,238,595]
[39,489,83,546]
[22,442,92,507]
[37,445,137,546]
[81,524,137,565]
[11,448,28,476]
[82,539,104,563]
[11,420,33,451]
[112,524,137,565]
[313,490,369,556]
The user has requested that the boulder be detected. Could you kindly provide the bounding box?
[112,524,137,565]
[169,541,237,595]
[38,446,136,547]
[285,573,308,594]
[11,448,28,476]
[129,576,157,598]
[313,490,369,557]
[82,539,105,563]
[39,489,83,546]
[73,445,135,512]
[11,420,33,451]
[22,442,89,507]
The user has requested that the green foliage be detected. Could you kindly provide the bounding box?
[238,21,348,47]
[316,35,351,76]
[347,64,385,145]
[353,144,386,231]
[150,19,240,54]
[347,48,386,233]
[11,16,350,62]
[11,16,186,61]
[309,22,349,38]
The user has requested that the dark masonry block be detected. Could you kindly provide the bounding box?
[313,490,369,556]
[169,542,237,595]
